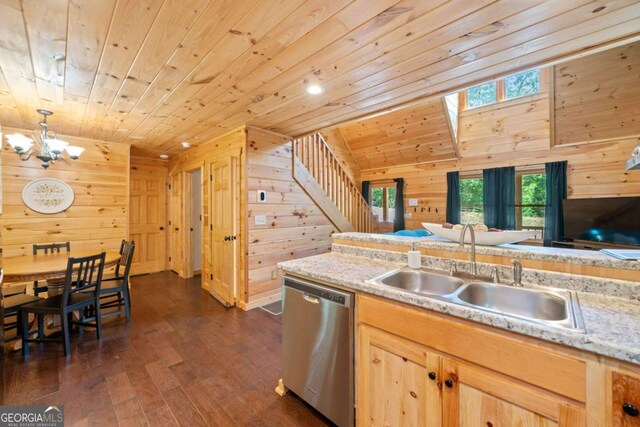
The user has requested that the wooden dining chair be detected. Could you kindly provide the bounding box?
[2,293,44,343]
[21,252,106,358]
[85,240,135,323]
[32,242,71,296]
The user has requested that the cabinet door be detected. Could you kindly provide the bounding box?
[611,370,640,426]
[441,358,585,427]
[358,325,442,427]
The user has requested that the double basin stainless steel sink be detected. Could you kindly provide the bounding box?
[367,269,585,331]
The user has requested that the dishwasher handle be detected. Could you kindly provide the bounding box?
[302,294,320,304]
[283,276,353,307]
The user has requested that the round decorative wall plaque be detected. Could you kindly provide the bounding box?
[22,178,75,214]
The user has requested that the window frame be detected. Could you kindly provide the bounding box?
[369,181,397,223]
[459,171,484,225]
[515,168,546,241]
[461,68,547,111]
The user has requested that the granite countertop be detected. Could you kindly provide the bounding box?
[278,252,640,365]
[333,232,640,271]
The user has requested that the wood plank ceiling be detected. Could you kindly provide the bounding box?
[0,0,639,156]
[336,99,457,169]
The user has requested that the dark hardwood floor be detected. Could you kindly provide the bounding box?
[3,271,331,426]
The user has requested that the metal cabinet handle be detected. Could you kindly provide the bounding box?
[428,372,436,380]
[303,294,320,304]
[444,379,454,388]
[623,402,639,417]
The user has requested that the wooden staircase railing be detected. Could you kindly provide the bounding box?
[292,132,375,233]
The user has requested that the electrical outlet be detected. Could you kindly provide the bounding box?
[404,213,412,219]
[254,215,267,225]
[408,198,419,207]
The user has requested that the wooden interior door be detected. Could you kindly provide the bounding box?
[209,156,237,306]
[358,325,442,426]
[130,170,167,275]
[441,358,585,426]
[170,173,184,275]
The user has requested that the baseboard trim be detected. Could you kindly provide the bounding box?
[238,292,281,311]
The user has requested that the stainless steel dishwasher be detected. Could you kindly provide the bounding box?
[282,276,354,427]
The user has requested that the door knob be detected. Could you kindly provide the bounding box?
[444,379,454,388]
[428,372,436,380]
[623,402,639,417]
[224,236,230,241]
[160,227,164,230]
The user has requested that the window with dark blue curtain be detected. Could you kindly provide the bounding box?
[543,161,567,246]
[446,171,460,224]
[393,178,404,232]
[362,181,370,204]
[482,166,515,229]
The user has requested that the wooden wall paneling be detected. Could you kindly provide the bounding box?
[321,128,361,188]
[336,99,457,169]
[360,87,640,230]
[553,42,640,146]
[245,127,337,309]
[1,128,129,258]
[129,156,169,275]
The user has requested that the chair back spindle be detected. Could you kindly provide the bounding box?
[61,252,106,309]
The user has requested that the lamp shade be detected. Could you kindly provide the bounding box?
[44,138,69,154]
[65,145,85,159]
[6,133,34,151]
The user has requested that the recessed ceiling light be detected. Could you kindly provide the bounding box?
[159,154,169,159]
[307,85,323,95]
[181,141,191,148]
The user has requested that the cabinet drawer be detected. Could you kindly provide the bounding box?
[612,370,640,426]
[358,294,587,402]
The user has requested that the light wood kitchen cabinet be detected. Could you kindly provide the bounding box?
[441,358,585,426]
[611,369,640,426]
[358,325,442,426]
[355,294,604,426]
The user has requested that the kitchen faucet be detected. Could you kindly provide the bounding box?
[512,259,523,287]
[459,224,478,276]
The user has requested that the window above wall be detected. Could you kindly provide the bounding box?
[462,68,544,110]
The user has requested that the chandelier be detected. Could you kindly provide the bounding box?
[5,109,85,169]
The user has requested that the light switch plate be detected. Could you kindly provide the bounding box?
[254,215,267,225]
[408,198,419,207]
[404,213,412,219]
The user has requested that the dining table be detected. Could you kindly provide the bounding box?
[3,249,122,287]
[2,249,122,346]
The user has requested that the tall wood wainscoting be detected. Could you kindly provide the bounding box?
[1,128,130,258]
[245,127,337,310]
[361,84,640,228]
[169,126,247,304]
